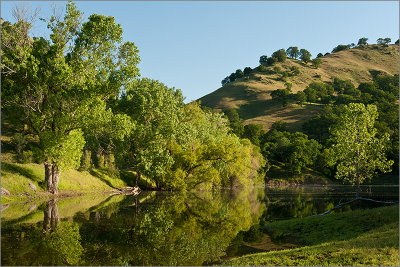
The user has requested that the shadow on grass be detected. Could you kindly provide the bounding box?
[1,162,45,187]
[88,169,117,189]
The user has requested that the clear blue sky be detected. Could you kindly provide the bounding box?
[2,1,399,102]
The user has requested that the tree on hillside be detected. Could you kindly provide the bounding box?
[316,53,324,58]
[267,56,278,65]
[224,108,244,137]
[286,46,299,59]
[312,58,322,69]
[377,37,391,46]
[243,67,252,77]
[332,44,351,53]
[299,49,312,63]
[243,124,265,147]
[1,3,138,193]
[295,91,306,105]
[270,89,290,107]
[235,69,244,79]
[330,103,393,197]
[221,77,230,86]
[357,37,368,46]
[271,49,287,62]
[259,55,268,66]
[395,39,399,45]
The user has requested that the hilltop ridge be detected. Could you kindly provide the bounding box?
[199,44,399,131]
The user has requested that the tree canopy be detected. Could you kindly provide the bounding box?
[1,2,138,193]
[330,103,393,196]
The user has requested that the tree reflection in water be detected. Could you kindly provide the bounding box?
[2,186,389,266]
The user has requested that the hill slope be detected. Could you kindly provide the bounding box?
[199,45,399,131]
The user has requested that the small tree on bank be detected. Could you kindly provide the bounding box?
[330,103,393,197]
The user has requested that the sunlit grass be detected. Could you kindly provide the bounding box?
[223,205,399,266]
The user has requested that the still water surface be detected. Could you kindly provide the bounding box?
[1,185,398,266]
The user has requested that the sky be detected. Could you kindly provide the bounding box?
[1,1,399,103]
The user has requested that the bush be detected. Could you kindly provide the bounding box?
[21,150,34,164]
[257,65,269,72]
[332,44,351,53]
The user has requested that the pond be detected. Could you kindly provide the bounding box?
[1,185,398,266]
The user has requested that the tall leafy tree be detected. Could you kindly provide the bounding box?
[271,49,287,62]
[259,55,268,66]
[357,37,368,46]
[1,3,139,193]
[299,49,312,63]
[330,103,393,197]
[116,78,185,187]
[286,46,299,59]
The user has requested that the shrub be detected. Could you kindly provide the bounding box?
[21,150,34,164]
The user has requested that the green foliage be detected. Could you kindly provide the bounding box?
[330,103,393,190]
[357,37,368,46]
[304,82,334,103]
[11,133,27,160]
[262,130,321,175]
[21,150,34,164]
[270,121,288,132]
[224,108,245,137]
[377,37,391,46]
[243,124,265,147]
[270,89,290,106]
[259,55,268,66]
[299,49,312,63]
[266,56,278,65]
[290,66,300,76]
[311,58,322,69]
[271,49,287,62]
[1,2,139,192]
[286,46,299,59]
[332,44,351,53]
[295,91,306,105]
[116,78,185,185]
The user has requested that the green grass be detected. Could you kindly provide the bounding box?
[224,223,399,266]
[0,160,138,204]
[266,162,334,185]
[223,205,399,266]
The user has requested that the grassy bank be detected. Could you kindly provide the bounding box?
[0,160,144,204]
[224,205,399,266]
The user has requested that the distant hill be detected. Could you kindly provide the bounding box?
[198,44,399,131]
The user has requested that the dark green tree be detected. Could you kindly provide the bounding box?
[299,49,312,63]
[286,46,299,59]
[243,124,265,147]
[270,89,290,106]
[357,37,368,46]
[259,55,268,66]
[311,58,322,69]
[271,49,287,62]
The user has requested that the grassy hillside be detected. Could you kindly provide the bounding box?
[199,45,399,131]
[223,205,399,266]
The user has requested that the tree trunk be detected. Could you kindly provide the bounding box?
[43,199,59,233]
[51,164,60,194]
[44,162,60,194]
[136,169,140,187]
[44,162,53,192]
[356,175,360,198]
